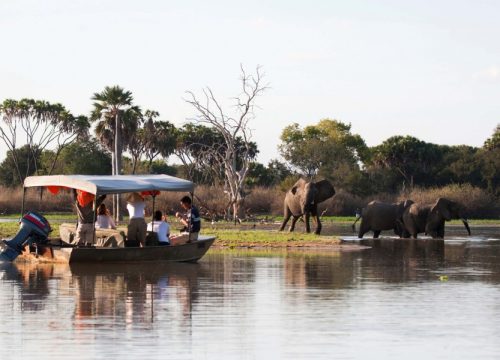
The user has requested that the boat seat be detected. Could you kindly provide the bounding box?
[145,231,159,246]
[59,223,126,248]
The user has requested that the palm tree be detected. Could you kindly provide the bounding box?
[91,86,135,175]
[91,86,140,220]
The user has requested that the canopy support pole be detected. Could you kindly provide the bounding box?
[21,187,27,219]
[151,195,156,231]
[91,196,97,247]
[189,191,195,237]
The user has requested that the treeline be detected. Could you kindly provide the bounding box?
[1,83,499,218]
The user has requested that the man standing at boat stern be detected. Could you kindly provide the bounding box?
[73,190,106,246]
[175,195,201,242]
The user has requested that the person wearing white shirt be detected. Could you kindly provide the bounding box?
[147,210,170,245]
[95,203,116,229]
[126,192,147,247]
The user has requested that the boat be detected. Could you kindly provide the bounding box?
[0,174,216,263]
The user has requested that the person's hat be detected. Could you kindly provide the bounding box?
[126,192,144,204]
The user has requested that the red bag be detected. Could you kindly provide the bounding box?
[77,190,95,207]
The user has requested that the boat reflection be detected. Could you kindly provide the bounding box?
[0,261,211,333]
[69,262,206,330]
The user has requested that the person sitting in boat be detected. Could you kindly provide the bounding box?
[171,196,201,244]
[95,203,116,229]
[147,210,170,246]
[73,190,106,246]
[126,192,147,247]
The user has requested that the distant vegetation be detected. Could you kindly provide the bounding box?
[0,67,498,219]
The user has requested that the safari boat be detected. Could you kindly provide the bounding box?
[0,174,216,264]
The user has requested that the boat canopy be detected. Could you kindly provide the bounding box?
[23,174,194,195]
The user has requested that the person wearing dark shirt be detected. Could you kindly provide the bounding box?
[173,196,201,243]
[73,190,106,246]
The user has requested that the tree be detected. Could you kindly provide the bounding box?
[46,139,112,175]
[91,86,139,176]
[128,115,177,174]
[245,160,293,187]
[479,125,500,195]
[436,145,481,187]
[370,136,444,190]
[0,98,89,184]
[184,66,267,221]
[143,119,177,171]
[0,145,40,187]
[279,119,369,192]
[484,124,500,150]
[91,86,140,220]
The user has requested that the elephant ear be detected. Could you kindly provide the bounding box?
[314,180,335,203]
[434,198,452,221]
[403,199,414,208]
[397,199,414,217]
[290,178,306,195]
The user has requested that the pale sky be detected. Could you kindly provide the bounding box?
[0,0,499,164]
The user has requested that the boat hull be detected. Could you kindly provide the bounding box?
[14,236,216,264]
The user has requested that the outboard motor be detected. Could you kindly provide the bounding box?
[0,212,51,262]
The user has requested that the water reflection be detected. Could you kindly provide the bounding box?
[1,235,500,359]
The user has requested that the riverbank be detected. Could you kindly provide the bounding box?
[1,214,498,248]
[0,221,342,248]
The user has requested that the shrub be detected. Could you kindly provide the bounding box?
[400,184,499,218]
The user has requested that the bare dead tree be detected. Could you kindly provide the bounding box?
[184,65,268,221]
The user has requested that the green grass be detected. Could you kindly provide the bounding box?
[1,214,497,243]
[209,229,339,247]
[0,213,77,221]
[0,223,338,247]
[0,222,61,239]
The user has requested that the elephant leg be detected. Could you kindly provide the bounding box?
[394,220,405,238]
[437,223,445,238]
[289,216,300,232]
[279,208,291,231]
[313,215,322,235]
[304,213,311,233]
[358,221,368,239]
[373,230,381,239]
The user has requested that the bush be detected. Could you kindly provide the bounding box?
[400,184,499,218]
[1,183,497,219]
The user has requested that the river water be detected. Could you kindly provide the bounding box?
[1,226,500,359]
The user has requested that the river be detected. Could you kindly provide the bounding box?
[0,226,499,359]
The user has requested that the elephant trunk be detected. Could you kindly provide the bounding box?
[462,218,471,236]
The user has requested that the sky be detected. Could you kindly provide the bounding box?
[0,0,499,164]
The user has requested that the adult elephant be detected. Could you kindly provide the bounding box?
[279,178,335,235]
[402,197,471,239]
[353,200,414,239]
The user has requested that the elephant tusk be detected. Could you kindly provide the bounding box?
[461,218,471,236]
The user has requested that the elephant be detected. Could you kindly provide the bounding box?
[352,200,414,239]
[278,178,335,235]
[402,197,471,239]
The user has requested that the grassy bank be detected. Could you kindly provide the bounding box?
[0,221,339,247]
[3,212,497,225]
[1,216,497,247]
[209,229,340,248]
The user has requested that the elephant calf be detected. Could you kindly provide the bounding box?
[402,197,471,239]
[353,200,414,239]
